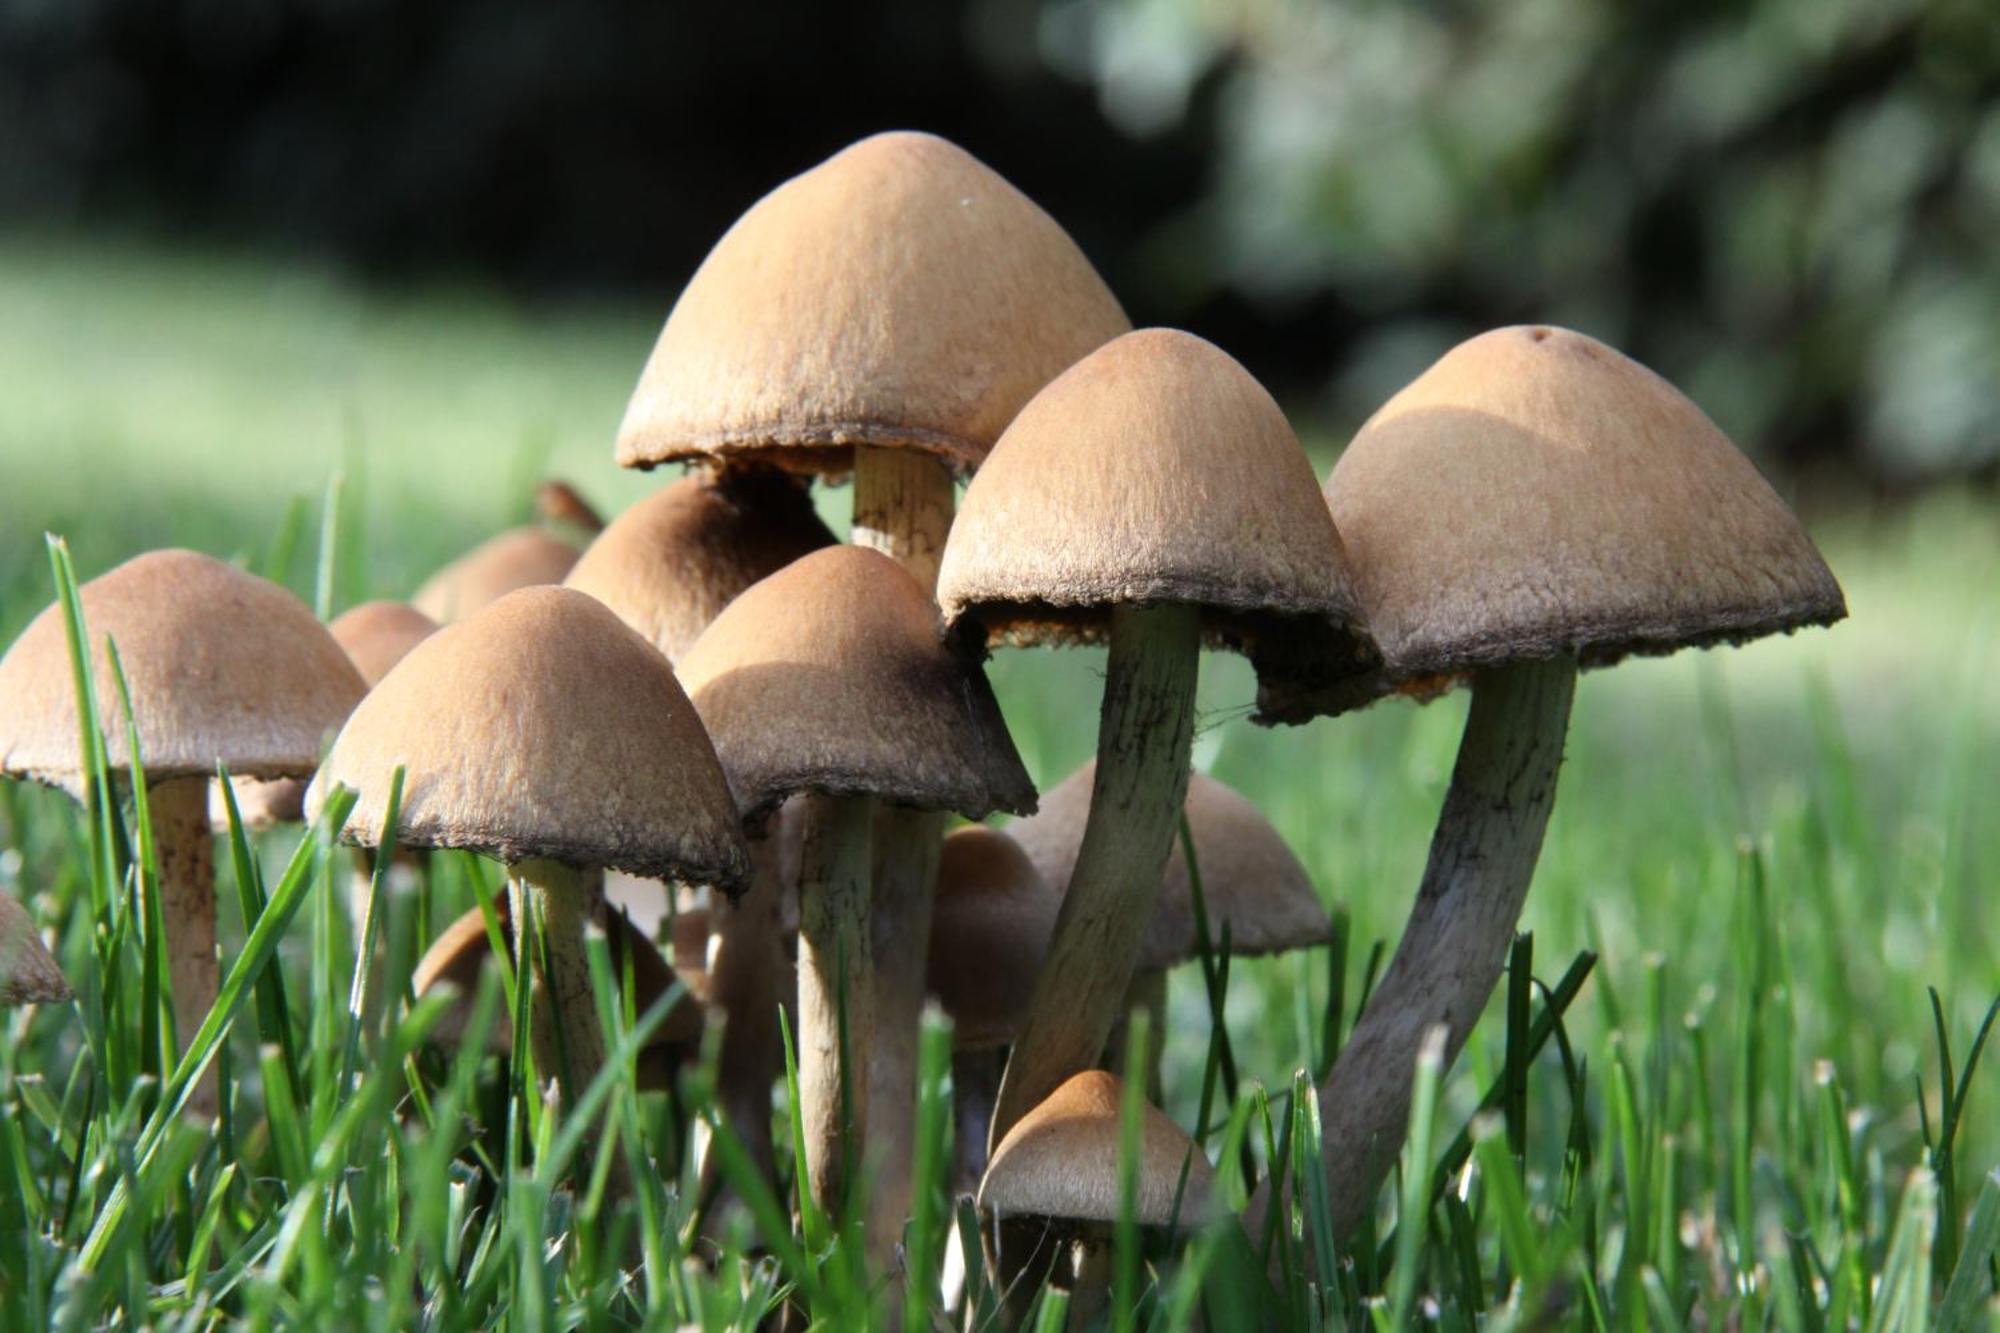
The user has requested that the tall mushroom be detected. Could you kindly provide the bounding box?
[307,586,748,1123]
[1254,325,1846,1242]
[0,549,364,1110]
[937,329,1376,1147]
[674,546,1035,1226]
[614,131,1128,1249]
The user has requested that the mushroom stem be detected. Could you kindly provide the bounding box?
[867,804,946,1266]
[147,774,218,1115]
[795,791,876,1216]
[851,445,954,593]
[952,1047,1004,1194]
[706,832,786,1195]
[1067,1238,1112,1331]
[507,859,611,1103]
[1250,655,1575,1247]
[991,602,1200,1147]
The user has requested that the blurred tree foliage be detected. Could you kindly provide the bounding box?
[3,0,1995,481]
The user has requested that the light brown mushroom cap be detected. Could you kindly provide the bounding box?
[307,586,748,888]
[937,329,1376,703]
[0,892,71,1005]
[1314,325,1846,695]
[675,546,1036,828]
[979,1069,1215,1227]
[330,601,440,686]
[564,468,835,663]
[615,131,1130,478]
[412,898,703,1060]
[0,549,366,797]
[412,528,581,623]
[1008,763,1330,971]
[926,826,1058,1048]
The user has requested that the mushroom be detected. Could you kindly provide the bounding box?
[937,329,1376,1147]
[1009,763,1331,1097]
[978,1069,1216,1329]
[411,897,703,1091]
[411,527,583,624]
[533,479,606,537]
[674,546,1034,1222]
[614,131,1128,1255]
[0,549,364,1111]
[0,891,72,1007]
[1253,325,1846,1243]
[307,586,748,1126]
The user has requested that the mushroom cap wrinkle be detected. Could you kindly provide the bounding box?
[1320,325,1845,692]
[0,548,365,796]
[676,546,1035,827]
[616,131,1129,479]
[564,468,835,663]
[308,586,747,889]
[979,1069,1215,1228]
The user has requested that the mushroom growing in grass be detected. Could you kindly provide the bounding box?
[307,586,748,1124]
[1009,763,1331,1097]
[674,546,1035,1224]
[411,482,600,623]
[0,891,72,1007]
[978,1069,1216,1329]
[614,131,1128,1250]
[1253,325,1846,1243]
[0,549,364,1110]
[937,328,1376,1148]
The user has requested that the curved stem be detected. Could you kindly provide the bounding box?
[149,775,217,1116]
[1249,655,1576,1249]
[796,792,875,1217]
[990,602,1200,1148]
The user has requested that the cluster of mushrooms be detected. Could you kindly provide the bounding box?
[0,131,1846,1315]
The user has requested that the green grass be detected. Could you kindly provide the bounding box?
[1,236,1997,1327]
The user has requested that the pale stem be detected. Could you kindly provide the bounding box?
[795,792,875,1216]
[148,774,218,1117]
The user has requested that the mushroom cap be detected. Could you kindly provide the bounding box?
[1009,763,1329,971]
[412,898,704,1062]
[937,329,1376,701]
[926,826,1058,1049]
[330,601,440,686]
[0,892,71,1006]
[615,131,1130,478]
[1312,325,1845,697]
[564,468,835,663]
[307,586,748,888]
[0,549,366,796]
[675,546,1036,827]
[412,528,581,623]
[978,1070,1215,1227]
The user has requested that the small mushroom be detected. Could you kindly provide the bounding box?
[0,549,364,1112]
[1252,325,1846,1244]
[0,891,71,1007]
[411,527,583,624]
[939,329,1375,1149]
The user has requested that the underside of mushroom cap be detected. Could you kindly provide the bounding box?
[308,586,749,889]
[411,528,582,623]
[564,467,836,663]
[0,549,366,797]
[616,131,1130,478]
[1267,325,1846,720]
[1009,763,1331,971]
[676,546,1037,829]
[979,1069,1215,1227]
[937,328,1378,706]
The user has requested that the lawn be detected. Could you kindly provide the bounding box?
[1,236,1996,1328]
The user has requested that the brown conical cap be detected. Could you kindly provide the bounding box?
[0,549,365,796]
[564,468,835,663]
[1010,763,1329,970]
[926,826,1058,1048]
[676,546,1035,827]
[330,601,439,686]
[616,131,1130,477]
[978,1069,1215,1227]
[937,329,1375,699]
[1320,325,1845,690]
[307,587,748,888]
[412,528,581,623]
[0,892,71,1005]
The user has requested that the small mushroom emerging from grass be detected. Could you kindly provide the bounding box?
[0,891,72,1007]
[1254,325,1847,1243]
[939,329,1375,1148]
[412,483,596,623]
